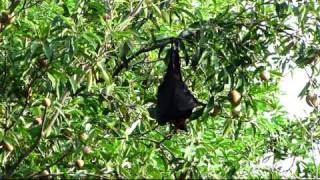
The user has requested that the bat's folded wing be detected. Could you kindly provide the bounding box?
[156,82,174,124]
[174,81,197,112]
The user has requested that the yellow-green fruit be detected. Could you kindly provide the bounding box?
[231,105,241,118]
[3,142,14,152]
[33,117,42,125]
[80,133,88,141]
[75,159,84,168]
[83,146,92,154]
[260,70,270,81]
[229,90,241,106]
[306,94,319,107]
[43,98,51,107]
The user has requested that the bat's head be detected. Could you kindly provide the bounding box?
[174,118,188,131]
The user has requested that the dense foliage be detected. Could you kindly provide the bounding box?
[1,0,320,178]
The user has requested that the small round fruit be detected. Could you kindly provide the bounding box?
[83,146,92,154]
[210,105,222,117]
[229,90,241,106]
[43,98,51,107]
[231,105,241,118]
[65,113,71,119]
[39,169,50,180]
[8,15,14,24]
[306,93,319,107]
[62,129,73,139]
[75,159,84,168]
[33,117,42,125]
[105,43,112,49]
[80,133,88,141]
[3,142,14,152]
[40,170,49,176]
[104,14,111,21]
[260,70,270,81]
[0,12,10,24]
[38,59,49,67]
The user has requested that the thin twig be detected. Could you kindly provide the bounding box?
[4,71,40,133]
[131,125,159,136]
[27,146,74,178]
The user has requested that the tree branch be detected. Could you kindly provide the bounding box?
[6,105,48,176]
[112,37,181,77]
[27,145,74,178]
[4,71,39,133]
[43,91,70,137]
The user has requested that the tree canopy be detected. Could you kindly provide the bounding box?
[1,0,320,178]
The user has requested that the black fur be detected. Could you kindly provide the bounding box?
[156,44,197,130]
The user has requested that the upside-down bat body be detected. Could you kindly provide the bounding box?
[156,44,198,131]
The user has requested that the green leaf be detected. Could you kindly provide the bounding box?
[68,75,77,94]
[223,119,233,135]
[97,61,112,84]
[87,69,93,92]
[125,120,140,138]
[152,4,162,17]
[43,41,53,60]
[47,72,56,89]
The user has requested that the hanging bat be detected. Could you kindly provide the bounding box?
[156,43,198,131]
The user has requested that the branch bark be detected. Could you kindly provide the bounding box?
[112,37,180,77]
